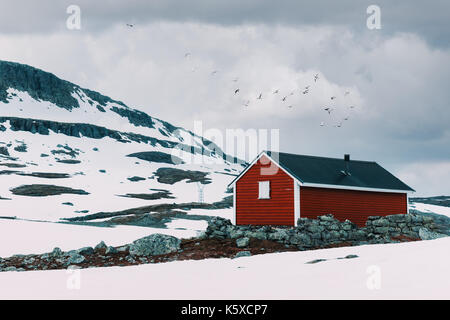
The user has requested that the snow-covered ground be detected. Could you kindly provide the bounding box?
[0,236,449,299]
[0,123,238,222]
[0,218,207,257]
[410,202,450,218]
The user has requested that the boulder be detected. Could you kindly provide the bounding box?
[372,218,389,227]
[94,241,107,251]
[418,228,447,240]
[67,253,86,265]
[129,234,181,257]
[50,247,63,258]
[236,237,250,248]
[105,246,118,255]
[77,247,94,255]
[234,251,251,258]
[319,214,337,222]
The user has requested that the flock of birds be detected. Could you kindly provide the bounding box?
[125,22,357,128]
[182,51,358,128]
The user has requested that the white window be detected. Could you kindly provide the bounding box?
[258,181,271,199]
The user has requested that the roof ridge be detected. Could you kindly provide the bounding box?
[265,150,377,164]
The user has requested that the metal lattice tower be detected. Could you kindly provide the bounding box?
[197,182,205,203]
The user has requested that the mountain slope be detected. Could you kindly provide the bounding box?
[0,60,243,225]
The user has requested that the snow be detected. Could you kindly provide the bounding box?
[0,237,449,299]
[0,219,200,257]
[410,202,450,218]
[0,120,239,222]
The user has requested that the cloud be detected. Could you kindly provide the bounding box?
[397,161,450,196]
[0,15,449,195]
[1,1,450,48]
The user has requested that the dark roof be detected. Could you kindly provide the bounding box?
[265,151,414,192]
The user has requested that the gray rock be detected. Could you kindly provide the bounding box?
[234,251,251,258]
[67,253,86,265]
[211,230,227,239]
[236,237,250,248]
[372,218,389,227]
[306,258,327,264]
[23,257,35,265]
[249,231,267,240]
[329,230,341,240]
[386,214,405,223]
[77,247,94,255]
[327,224,340,231]
[105,246,118,255]
[338,254,359,259]
[350,230,367,241]
[139,257,148,263]
[129,234,181,257]
[373,227,389,234]
[50,247,63,257]
[126,256,136,263]
[229,229,245,239]
[268,230,289,241]
[419,228,447,240]
[307,225,324,233]
[319,214,336,222]
[3,266,18,272]
[117,245,129,253]
[94,241,107,251]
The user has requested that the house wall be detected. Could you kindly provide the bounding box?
[300,186,408,227]
[235,155,295,225]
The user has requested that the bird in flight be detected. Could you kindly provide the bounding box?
[257,93,262,100]
[126,23,134,28]
[305,85,310,90]
[314,74,319,82]
[324,107,333,114]
[184,52,191,58]
[273,89,279,94]
[302,89,309,95]
[349,105,356,109]
[334,122,343,128]
[282,96,287,102]
[234,89,240,95]
[287,105,293,109]
[243,100,250,107]
[330,96,336,100]
[289,91,294,96]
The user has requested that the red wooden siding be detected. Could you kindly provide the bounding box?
[236,155,295,225]
[300,187,407,227]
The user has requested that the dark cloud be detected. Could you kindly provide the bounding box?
[1,0,449,47]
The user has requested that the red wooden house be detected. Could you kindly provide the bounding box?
[228,151,414,227]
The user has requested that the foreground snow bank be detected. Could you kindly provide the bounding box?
[0,219,202,257]
[0,236,448,299]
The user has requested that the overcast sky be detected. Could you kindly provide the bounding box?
[0,1,449,196]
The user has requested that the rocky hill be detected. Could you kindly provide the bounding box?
[0,60,244,227]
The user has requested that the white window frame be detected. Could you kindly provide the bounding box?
[258,181,271,199]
